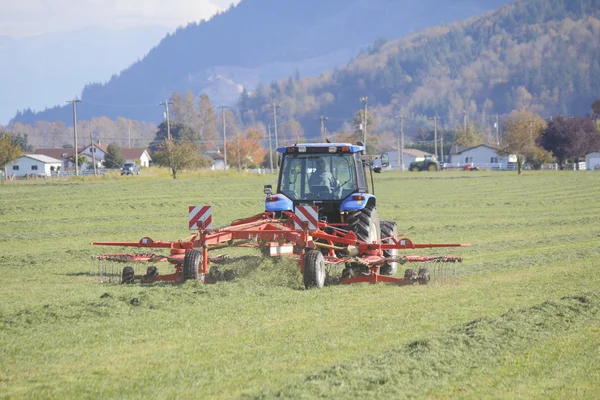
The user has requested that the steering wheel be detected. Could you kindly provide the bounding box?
[309,185,331,196]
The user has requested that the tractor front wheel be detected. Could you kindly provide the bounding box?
[183,249,201,281]
[380,221,398,275]
[411,166,420,172]
[303,249,326,289]
[427,163,438,172]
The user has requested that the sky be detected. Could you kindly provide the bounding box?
[0,0,239,37]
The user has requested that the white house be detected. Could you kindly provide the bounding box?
[121,148,152,168]
[448,144,510,169]
[585,151,600,170]
[6,154,63,177]
[387,148,435,170]
[80,143,108,167]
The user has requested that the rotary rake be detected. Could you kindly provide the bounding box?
[92,206,468,288]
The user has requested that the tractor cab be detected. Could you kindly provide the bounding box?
[265,143,388,223]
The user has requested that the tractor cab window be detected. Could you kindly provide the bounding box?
[278,153,359,200]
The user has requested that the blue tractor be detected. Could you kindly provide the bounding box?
[263,142,399,276]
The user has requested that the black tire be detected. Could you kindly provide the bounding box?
[380,221,398,275]
[303,249,326,289]
[404,268,417,282]
[417,267,430,285]
[347,206,381,244]
[121,266,135,284]
[183,249,201,281]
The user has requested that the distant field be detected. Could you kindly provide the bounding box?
[1,170,599,399]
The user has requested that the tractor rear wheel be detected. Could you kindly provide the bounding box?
[303,249,326,289]
[427,163,438,171]
[347,207,381,244]
[380,221,398,275]
[183,249,201,281]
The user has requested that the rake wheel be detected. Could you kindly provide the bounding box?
[304,249,326,289]
[183,250,201,281]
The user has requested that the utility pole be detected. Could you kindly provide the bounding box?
[360,97,368,146]
[159,100,174,175]
[128,120,132,149]
[159,100,173,141]
[433,116,438,160]
[440,131,445,163]
[89,132,97,176]
[319,115,328,141]
[268,124,274,173]
[217,105,229,171]
[268,103,280,149]
[66,99,81,176]
[495,115,500,146]
[236,134,241,171]
[461,111,468,134]
[396,115,406,171]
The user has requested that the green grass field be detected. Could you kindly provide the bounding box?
[1,170,599,399]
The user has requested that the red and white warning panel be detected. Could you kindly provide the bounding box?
[188,206,212,230]
[294,206,318,231]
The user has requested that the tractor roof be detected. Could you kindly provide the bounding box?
[277,143,365,154]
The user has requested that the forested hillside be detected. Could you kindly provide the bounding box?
[239,0,600,140]
[10,0,510,125]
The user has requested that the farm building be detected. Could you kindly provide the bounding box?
[586,151,600,170]
[387,148,435,170]
[448,144,511,169]
[79,143,108,168]
[121,148,152,168]
[5,154,63,177]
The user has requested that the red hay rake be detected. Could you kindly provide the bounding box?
[92,206,469,287]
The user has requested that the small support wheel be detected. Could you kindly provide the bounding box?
[121,266,135,284]
[303,249,326,289]
[417,267,430,285]
[183,249,201,281]
[403,268,417,283]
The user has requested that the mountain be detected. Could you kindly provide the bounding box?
[10,0,511,125]
[237,0,600,139]
[1,26,169,125]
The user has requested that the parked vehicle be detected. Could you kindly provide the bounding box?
[121,163,140,176]
[409,155,439,172]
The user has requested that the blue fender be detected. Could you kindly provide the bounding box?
[340,194,376,212]
[265,194,294,213]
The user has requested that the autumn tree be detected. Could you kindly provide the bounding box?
[540,115,600,168]
[150,122,199,152]
[152,140,210,179]
[104,144,125,169]
[352,109,375,143]
[0,133,24,177]
[197,94,218,142]
[500,111,550,175]
[226,128,266,170]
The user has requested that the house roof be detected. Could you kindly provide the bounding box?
[20,154,63,164]
[121,148,151,160]
[34,148,78,159]
[450,144,500,155]
[402,148,432,157]
[81,143,108,153]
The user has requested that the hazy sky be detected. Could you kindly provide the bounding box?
[0,0,240,37]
